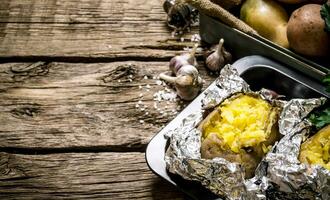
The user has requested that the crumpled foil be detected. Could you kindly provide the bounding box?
[262,97,329,200]
[164,64,328,199]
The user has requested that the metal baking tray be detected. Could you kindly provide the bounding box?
[145,55,329,200]
[199,13,329,82]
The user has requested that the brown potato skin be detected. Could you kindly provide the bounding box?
[199,94,281,178]
[287,4,330,57]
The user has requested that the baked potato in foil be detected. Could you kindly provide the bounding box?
[199,93,281,178]
[299,124,330,171]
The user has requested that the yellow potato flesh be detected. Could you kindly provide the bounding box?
[299,125,330,170]
[203,95,272,153]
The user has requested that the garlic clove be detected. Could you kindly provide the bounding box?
[205,38,231,72]
[177,64,199,77]
[175,75,202,101]
[169,55,189,74]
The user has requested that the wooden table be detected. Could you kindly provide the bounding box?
[0,0,215,199]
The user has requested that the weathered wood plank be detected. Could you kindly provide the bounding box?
[0,61,214,150]
[0,0,198,60]
[0,152,184,199]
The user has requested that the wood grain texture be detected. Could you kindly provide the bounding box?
[0,152,184,199]
[0,61,215,151]
[0,0,198,60]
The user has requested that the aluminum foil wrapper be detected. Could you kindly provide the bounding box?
[164,64,329,199]
[261,97,329,200]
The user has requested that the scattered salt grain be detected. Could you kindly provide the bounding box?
[143,75,148,80]
[171,31,175,38]
[153,89,177,102]
[138,100,143,104]
[191,34,201,42]
[183,47,190,51]
[180,37,184,42]
[139,120,144,124]
[156,80,162,85]
[139,85,142,89]
[139,93,143,97]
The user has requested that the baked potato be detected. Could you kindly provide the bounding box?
[299,124,330,171]
[199,93,281,178]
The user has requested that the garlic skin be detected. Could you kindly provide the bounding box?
[169,44,198,73]
[159,64,203,100]
[205,38,232,72]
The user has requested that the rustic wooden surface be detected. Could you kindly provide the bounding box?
[0,0,198,61]
[0,152,184,199]
[0,0,215,199]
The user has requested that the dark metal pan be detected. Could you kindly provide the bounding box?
[145,55,329,200]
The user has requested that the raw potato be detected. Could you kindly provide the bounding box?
[299,124,330,171]
[287,4,330,57]
[199,94,281,178]
[240,0,289,48]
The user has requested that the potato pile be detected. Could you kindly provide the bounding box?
[199,94,281,178]
[238,0,330,56]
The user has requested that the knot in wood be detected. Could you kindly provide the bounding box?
[102,64,138,83]
[11,106,42,118]
[10,62,50,82]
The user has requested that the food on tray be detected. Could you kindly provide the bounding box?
[240,0,289,48]
[199,93,281,178]
[287,4,330,57]
[299,124,330,170]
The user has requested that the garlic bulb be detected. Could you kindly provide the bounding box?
[160,43,203,100]
[159,64,203,100]
[205,38,232,72]
[169,43,198,73]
